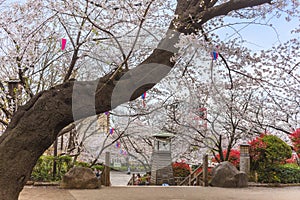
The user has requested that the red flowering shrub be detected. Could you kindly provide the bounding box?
[290,128,300,154]
[212,149,240,168]
[286,156,297,164]
[249,134,267,161]
[172,162,191,177]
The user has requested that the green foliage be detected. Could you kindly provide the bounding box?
[31,155,72,181]
[31,155,100,182]
[91,165,104,171]
[257,164,300,183]
[113,166,129,171]
[31,155,55,181]
[262,135,292,164]
[282,163,300,169]
[31,155,105,182]
[74,161,89,168]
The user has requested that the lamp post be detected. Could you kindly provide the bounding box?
[7,78,22,112]
[240,142,250,176]
[7,78,21,99]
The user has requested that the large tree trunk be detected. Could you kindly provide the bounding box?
[0,29,179,200]
[0,0,271,199]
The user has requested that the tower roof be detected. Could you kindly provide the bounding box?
[152,132,174,138]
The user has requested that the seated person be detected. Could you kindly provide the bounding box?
[135,173,142,185]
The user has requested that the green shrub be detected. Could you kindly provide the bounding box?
[262,135,292,164]
[249,134,292,171]
[249,134,295,183]
[282,163,300,169]
[91,164,104,171]
[257,164,300,183]
[74,161,90,168]
[30,155,73,182]
[31,155,54,181]
[31,156,101,182]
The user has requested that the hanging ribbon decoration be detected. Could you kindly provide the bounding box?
[211,49,218,60]
[120,149,127,155]
[115,141,121,148]
[61,38,67,51]
[115,141,127,155]
[141,92,146,107]
[109,128,114,135]
[210,46,219,82]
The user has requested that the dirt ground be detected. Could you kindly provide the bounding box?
[19,186,300,200]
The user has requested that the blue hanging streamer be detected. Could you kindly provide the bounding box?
[141,92,146,99]
[211,51,218,60]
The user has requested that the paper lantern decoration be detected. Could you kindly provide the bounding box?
[61,38,67,50]
[109,128,114,135]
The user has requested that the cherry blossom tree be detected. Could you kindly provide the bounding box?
[0,0,298,199]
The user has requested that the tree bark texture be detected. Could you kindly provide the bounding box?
[0,0,271,199]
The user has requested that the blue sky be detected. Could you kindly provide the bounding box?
[215,13,299,51]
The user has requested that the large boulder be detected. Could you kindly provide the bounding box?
[210,161,248,188]
[60,167,100,189]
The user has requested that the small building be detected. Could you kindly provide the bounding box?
[150,132,174,185]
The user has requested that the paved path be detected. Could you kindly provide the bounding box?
[110,171,132,186]
[20,186,300,200]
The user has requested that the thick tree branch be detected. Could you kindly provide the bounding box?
[175,0,272,34]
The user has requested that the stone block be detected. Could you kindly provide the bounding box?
[60,167,100,189]
[210,161,248,188]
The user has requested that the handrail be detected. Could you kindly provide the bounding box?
[179,164,203,186]
[127,174,135,185]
